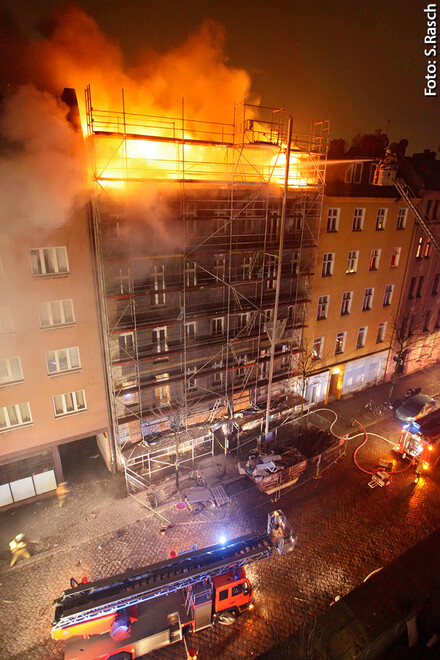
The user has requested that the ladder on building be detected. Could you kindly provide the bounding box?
[207,397,222,423]
[394,178,440,256]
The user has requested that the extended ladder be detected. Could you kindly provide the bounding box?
[394,178,440,256]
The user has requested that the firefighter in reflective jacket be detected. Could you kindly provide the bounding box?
[56,482,69,507]
[9,533,31,566]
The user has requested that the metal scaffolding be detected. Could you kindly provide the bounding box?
[85,86,328,478]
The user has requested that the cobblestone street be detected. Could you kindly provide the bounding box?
[1,366,440,660]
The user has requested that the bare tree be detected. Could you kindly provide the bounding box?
[388,310,425,400]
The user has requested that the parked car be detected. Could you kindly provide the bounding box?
[394,393,437,424]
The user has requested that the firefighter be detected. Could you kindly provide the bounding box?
[414,461,423,483]
[56,481,69,507]
[9,533,31,567]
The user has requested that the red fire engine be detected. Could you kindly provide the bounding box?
[51,510,295,659]
[396,408,440,470]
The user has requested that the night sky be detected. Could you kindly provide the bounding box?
[1,0,439,154]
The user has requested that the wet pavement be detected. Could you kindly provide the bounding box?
[1,364,440,659]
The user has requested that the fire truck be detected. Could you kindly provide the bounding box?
[396,408,440,470]
[52,510,295,660]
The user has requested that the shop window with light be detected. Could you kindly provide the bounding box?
[322,253,335,277]
[312,337,324,360]
[317,295,329,320]
[425,238,432,258]
[415,236,424,259]
[334,332,346,355]
[0,402,32,431]
[352,208,365,231]
[45,347,80,375]
[38,300,74,329]
[53,390,86,417]
[369,249,381,271]
[0,357,23,386]
[30,247,68,276]
[396,208,407,230]
[375,208,387,230]
[390,247,401,267]
[153,265,165,305]
[383,284,394,306]
[340,291,353,316]
[376,322,387,343]
[432,273,440,296]
[356,326,367,349]
[326,208,340,232]
[346,250,359,274]
[362,288,374,311]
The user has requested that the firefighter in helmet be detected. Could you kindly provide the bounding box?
[56,481,69,507]
[9,533,31,567]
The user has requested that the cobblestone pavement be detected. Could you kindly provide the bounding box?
[1,365,440,660]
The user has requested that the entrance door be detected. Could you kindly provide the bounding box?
[329,373,340,398]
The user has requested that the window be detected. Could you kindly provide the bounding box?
[375,208,387,230]
[390,247,401,267]
[423,311,431,332]
[212,317,224,336]
[317,295,329,320]
[266,256,277,289]
[425,238,432,258]
[326,208,340,232]
[219,589,229,602]
[232,583,243,597]
[238,313,250,331]
[432,274,440,296]
[242,256,252,280]
[186,367,197,390]
[214,257,225,281]
[38,300,74,329]
[0,358,23,386]
[356,327,367,349]
[408,277,417,299]
[369,249,381,271]
[397,208,407,230]
[0,402,32,431]
[362,288,374,311]
[352,208,365,231]
[376,322,387,343]
[322,253,335,277]
[345,162,363,183]
[185,322,196,341]
[383,284,394,306]
[184,261,196,287]
[416,276,424,298]
[30,247,68,276]
[340,291,353,316]
[416,236,423,259]
[154,373,170,406]
[119,332,135,357]
[346,250,359,274]
[45,347,80,375]
[312,337,324,359]
[435,308,440,329]
[0,307,14,334]
[153,265,165,305]
[52,390,86,417]
[334,332,346,355]
[152,327,168,354]
[212,360,223,384]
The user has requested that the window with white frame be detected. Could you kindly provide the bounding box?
[214,257,225,281]
[212,317,224,336]
[356,326,367,349]
[119,331,135,357]
[152,327,168,353]
[53,390,86,417]
[334,331,346,355]
[352,208,365,231]
[326,208,340,232]
[238,313,250,331]
[340,291,353,316]
[266,256,277,289]
[383,284,394,306]
[312,337,324,359]
[396,208,407,230]
[363,288,374,311]
[376,322,387,343]
[185,322,196,341]
[242,256,252,280]
[30,247,68,276]
[0,402,32,431]
[212,360,223,384]
[322,253,335,277]
[184,261,196,287]
[186,367,197,390]
[115,265,131,295]
[369,248,381,271]
[317,295,329,320]
[390,247,401,267]
[346,250,359,274]
[154,373,170,406]
[0,307,14,334]
[38,299,74,329]
[0,357,23,386]
[375,208,387,230]
[345,162,363,183]
[45,347,80,375]
[153,265,165,305]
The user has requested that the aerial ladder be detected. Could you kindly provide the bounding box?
[52,510,296,660]
[373,152,440,256]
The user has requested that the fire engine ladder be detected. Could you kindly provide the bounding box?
[52,531,275,633]
[394,178,440,256]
